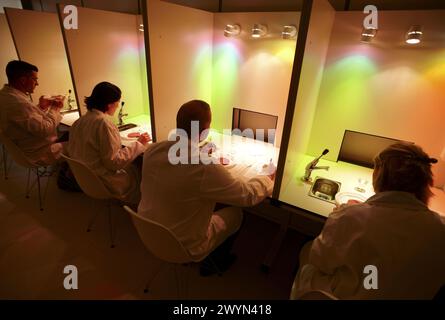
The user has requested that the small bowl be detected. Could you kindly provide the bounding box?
[335,192,367,205]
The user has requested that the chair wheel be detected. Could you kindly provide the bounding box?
[86,229,91,232]
[25,196,29,199]
[111,244,115,248]
[143,289,148,294]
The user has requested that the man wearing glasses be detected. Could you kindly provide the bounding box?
[0,60,64,165]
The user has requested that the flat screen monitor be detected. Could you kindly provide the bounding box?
[232,108,278,144]
[338,130,411,168]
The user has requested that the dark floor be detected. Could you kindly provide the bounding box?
[0,161,311,299]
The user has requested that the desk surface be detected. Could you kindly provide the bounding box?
[118,114,152,147]
[60,111,80,126]
[208,131,280,181]
[279,154,445,219]
[280,155,375,218]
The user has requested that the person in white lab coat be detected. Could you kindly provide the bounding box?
[138,100,275,276]
[291,142,445,300]
[0,60,64,165]
[68,82,150,205]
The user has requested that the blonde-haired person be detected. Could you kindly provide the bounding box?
[291,142,445,299]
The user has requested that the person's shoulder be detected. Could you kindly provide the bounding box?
[327,202,370,224]
[144,140,173,156]
[202,161,227,172]
[425,208,445,227]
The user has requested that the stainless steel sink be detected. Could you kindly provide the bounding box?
[308,177,341,203]
[118,123,137,131]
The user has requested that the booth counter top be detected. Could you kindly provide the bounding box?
[280,154,445,219]
[119,114,152,147]
[280,155,375,218]
[60,111,80,127]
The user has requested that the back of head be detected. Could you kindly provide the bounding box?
[6,60,38,83]
[84,81,121,112]
[176,100,211,139]
[373,142,437,204]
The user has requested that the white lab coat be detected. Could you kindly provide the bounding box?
[0,84,62,165]
[291,191,445,299]
[138,140,274,259]
[68,109,146,204]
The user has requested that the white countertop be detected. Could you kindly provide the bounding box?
[208,131,280,180]
[280,155,375,218]
[60,111,80,127]
[119,114,152,147]
[280,154,445,219]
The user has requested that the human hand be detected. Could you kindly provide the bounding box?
[38,96,51,111]
[333,199,361,211]
[137,132,151,145]
[219,157,230,165]
[50,99,64,110]
[261,160,276,180]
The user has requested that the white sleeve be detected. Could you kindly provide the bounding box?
[98,121,145,171]
[10,101,61,138]
[294,209,364,297]
[199,164,273,207]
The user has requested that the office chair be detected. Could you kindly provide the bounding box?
[0,129,53,210]
[61,153,118,248]
[123,205,221,298]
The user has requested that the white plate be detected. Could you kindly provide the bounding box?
[335,192,368,205]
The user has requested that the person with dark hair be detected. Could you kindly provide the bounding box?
[0,60,64,165]
[291,142,445,299]
[67,82,151,204]
[138,99,275,276]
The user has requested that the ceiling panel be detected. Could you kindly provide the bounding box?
[20,0,445,15]
[162,0,303,12]
[160,0,219,12]
[163,0,445,12]
[83,0,140,14]
[329,0,445,11]
[0,0,22,13]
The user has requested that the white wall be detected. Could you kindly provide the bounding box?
[212,12,299,147]
[147,0,299,144]
[0,13,18,86]
[5,8,75,106]
[59,5,148,120]
[147,0,214,141]
[307,10,445,186]
[279,0,335,197]
[137,15,150,115]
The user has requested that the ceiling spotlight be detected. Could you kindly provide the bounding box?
[282,25,297,39]
[361,27,377,42]
[224,24,241,37]
[252,24,267,38]
[406,25,422,44]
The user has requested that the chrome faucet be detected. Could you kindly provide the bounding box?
[302,149,330,182]
[118,101,128,126]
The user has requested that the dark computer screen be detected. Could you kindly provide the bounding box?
[232,108,278,144]
[338,130,411,168]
